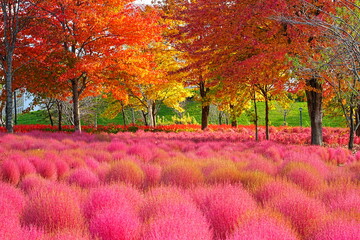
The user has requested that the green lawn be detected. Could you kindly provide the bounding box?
[16,100,346,128]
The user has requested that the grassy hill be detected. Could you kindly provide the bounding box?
[17,100,346,128]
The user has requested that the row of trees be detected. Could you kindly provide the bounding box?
[156,0,360,149]
[1,0,360,149]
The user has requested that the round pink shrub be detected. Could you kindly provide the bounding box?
[90,207,141,240]
[19,174,49,194]
[127,143,155,162]
[281,162,323,192]
[67,167,99,188]
[227,211,298,240]
[16,158,37,177]
[140,186,191,221]
[30,157,58,180]
[21,226,44,240]
[161,161,204,187]
[83,184,144,220]
[107,141,127,152]
[43,229,90,240]
[142,212,212,240]
[142,163,162,187]
[310,216,360,240]
[269,192,327,238]
[255,179,304,205]
[245,156,278,175]
[105,160,145,187]
[321,184,360,213]
[0,182,26,214]
[0,196,23,240]
[54,159,70,179]
[22,183,86,232]
[0,160,21,184]
[191,184,257,239]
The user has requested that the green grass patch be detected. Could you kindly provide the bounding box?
[17,100,346,128]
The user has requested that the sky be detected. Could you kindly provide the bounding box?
[134,0,153,5]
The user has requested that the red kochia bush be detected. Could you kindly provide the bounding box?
[191,184,257,239]
[67,167,100,188]
[309,215,360,240]
[83,184,144,220]
[0,159,21,184]
[227,210,299,240]
[161,161,204,187]
[105,160,145,187]
[141,186,212,240]
[21,183,86,232]
[268,192,327,238]
[89,207,141,240]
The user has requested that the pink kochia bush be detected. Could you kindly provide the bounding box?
[191,184,257,239]
[0,130,358,239]
[21,183,86,232]
[141,186,212,240]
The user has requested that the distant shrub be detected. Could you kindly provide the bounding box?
[0,159,21,184]
[205,162,242,184]
[142,163,162,188]
[67,167,99,188]
[161,161,204,187]
[105,160,145,187]
[19,174,49,194]
[280,162,324,192]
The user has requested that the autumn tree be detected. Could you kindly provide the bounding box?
[28,0,160,132]
[0,0,43,132]
[286,0,360,149]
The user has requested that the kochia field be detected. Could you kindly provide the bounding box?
[0,130,359,240]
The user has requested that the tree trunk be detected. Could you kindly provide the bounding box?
[253,88,258,141]
[201,105,210,130]
[13,90,17,125]
[348,105,355,150]
[148,100,155,127]
[356,105,360,137]
[5,71,13,133]
[199,79,209,130]
[305,77,323,146]
[71,79,81,132]
[264,95,269,140]
[122,108,126,126]
[46,103,54,126]
[57,101,63,131]
[132,108,135,124]
[229,104,237,127]
[219,112,222,125]
[142,110,148,126]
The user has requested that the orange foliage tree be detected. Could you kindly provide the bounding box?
[25,0,161,132]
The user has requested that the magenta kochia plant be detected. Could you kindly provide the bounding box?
[141,186,212,240]
[89,207,141,240]
[161,160,205,187]
[67,167,100,188]
[268,190,328,238]
[191,184,257,239]
[308,214,360,240]
[105,160,145,187]
[83,184,144,220]
[226,210,299,240]
[0,159,21,185]
[21,183,86,233]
